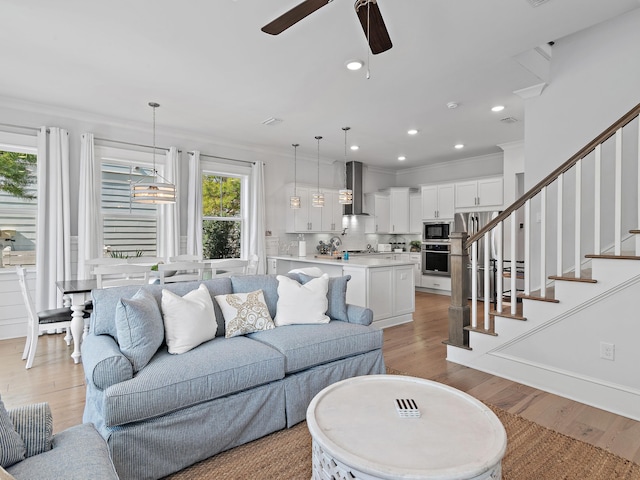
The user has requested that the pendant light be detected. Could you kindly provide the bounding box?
[312,136,324,207]
[290,143,301,209]
[339,127,353,205]
[131,102,176,204]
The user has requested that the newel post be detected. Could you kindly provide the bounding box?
[447,232,470,348]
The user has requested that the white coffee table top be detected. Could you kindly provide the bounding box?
[306,374,507,480]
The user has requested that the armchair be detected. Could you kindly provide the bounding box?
[0,396,119,480]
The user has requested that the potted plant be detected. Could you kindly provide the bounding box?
[410,240,421,252]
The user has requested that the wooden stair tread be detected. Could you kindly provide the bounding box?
[519,286,559,303]
[548,274,597,283]
[464,325,498,336]
[630,229,640,234]
[502,272,525,279]
[586,253,640,260]
[490,309,527,321]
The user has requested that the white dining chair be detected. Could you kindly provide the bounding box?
[169,254,201,262]
[94,264,151,288]
[158,261,206,284]
[207,259,249,277]
[16,265,84,369]
[127,256,165,265]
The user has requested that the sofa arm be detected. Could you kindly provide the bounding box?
[8,403,53,458]
[345,304,374,326]
[81,334,133,391]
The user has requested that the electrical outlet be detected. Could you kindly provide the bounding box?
[600,342,615,361]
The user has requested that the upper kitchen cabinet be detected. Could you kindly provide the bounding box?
[389,188,411,233]
[364,193,390,234]
[285,184,341,233]
[409,192,422,233]
[421,184,455,220]
[455,177,503,210]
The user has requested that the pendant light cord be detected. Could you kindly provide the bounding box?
[292,143,299,196]
[149,101,160,178]
[342,126,350,188]
[315,136,322,194]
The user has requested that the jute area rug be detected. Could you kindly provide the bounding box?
[165,377,640,480]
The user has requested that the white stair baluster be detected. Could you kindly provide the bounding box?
[510,211,517,316]
[556,173,563,276]
[614,128,622,255]
[594,144,601,255]
[496,221,503,315]
[471,241,478,329]
[524,199,531,295]
[540,186,547,297]
[484,231,490,330]
[575,159,582,279]
[637,119,640,255]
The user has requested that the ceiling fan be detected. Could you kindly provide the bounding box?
[261,0,393,55]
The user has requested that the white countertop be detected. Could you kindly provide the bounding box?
[267,255,417,268]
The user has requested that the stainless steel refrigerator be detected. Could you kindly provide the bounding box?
[454,211,500,302]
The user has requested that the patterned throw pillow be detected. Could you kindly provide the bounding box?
[0,397,26,468]
[161,284,218,354]
[215,290,275,338]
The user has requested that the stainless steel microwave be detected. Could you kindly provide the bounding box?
[423,222,451,241]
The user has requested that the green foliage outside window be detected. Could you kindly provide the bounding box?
[0,151,37,198]
[202,175,242,259]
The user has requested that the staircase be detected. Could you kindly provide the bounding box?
[447,102,640,421]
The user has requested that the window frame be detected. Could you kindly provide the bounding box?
[200,161,250,260]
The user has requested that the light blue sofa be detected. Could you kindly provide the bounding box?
[82,274,385,480]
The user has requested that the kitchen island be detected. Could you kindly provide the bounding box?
[267,255,416,328]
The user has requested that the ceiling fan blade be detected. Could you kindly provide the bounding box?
[262,0,332,35]
[355,0,393,55]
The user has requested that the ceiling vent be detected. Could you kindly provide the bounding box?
[526,0,551,6]
[500,116,519,124]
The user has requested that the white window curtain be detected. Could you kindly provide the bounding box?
[157,146,180,261]
[77,133,102,279]
[35,127,71,311]
[247,161,266,274]
[186,150,202,257]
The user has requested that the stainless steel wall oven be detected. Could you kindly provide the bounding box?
[421,243,450,276]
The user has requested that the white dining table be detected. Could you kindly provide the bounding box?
[56,279,97,364]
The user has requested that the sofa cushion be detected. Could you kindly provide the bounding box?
[0,397,25,468]
[91,278,232,339]
[101,336,284,427]
[248,321,383,374]
[161,284,218,354]
[115,289,164,372]
[275,274,330,326]
[7,403,52,458]
[215,290,275,338]
[298,274,350,322]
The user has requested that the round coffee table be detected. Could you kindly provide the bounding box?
[306,375,507,480]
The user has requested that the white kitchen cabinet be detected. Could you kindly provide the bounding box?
[409,193,422,233]
[365,193,390,234]
[389,188,410,233]
[455,177,503,209]
[286,185,341,233]
[367,265,415,321]
[410,253,421,287]
[393,265,415,316]
[421,274,451,293]
[421,184,455,220]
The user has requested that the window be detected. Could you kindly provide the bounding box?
[98,147,159,258]
[0,134,38,268]
[201,168,247,259]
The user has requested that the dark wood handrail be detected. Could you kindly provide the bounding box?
[465,101,640,248]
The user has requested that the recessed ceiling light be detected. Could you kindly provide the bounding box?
[350,145,359,151]
[491,105,505,112]
[398,156,406,161]
[407,129,418,135]
[446,102,459,109]
[454,144,464,149]
[345,60,364,71]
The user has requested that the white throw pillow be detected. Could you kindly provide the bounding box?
[275,274,330,326]
[215,290,275,338]
[161,284,218,354]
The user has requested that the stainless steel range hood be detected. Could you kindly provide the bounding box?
[344,161,369,215]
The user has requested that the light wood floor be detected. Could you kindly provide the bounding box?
[1,291,640,464]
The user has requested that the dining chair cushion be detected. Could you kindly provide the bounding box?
[298,274,351,322]
[114,289,165,372]
[0,397,26,468]
[214,290,275,338]
[274,274,330,326]
[161,284,218,354]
